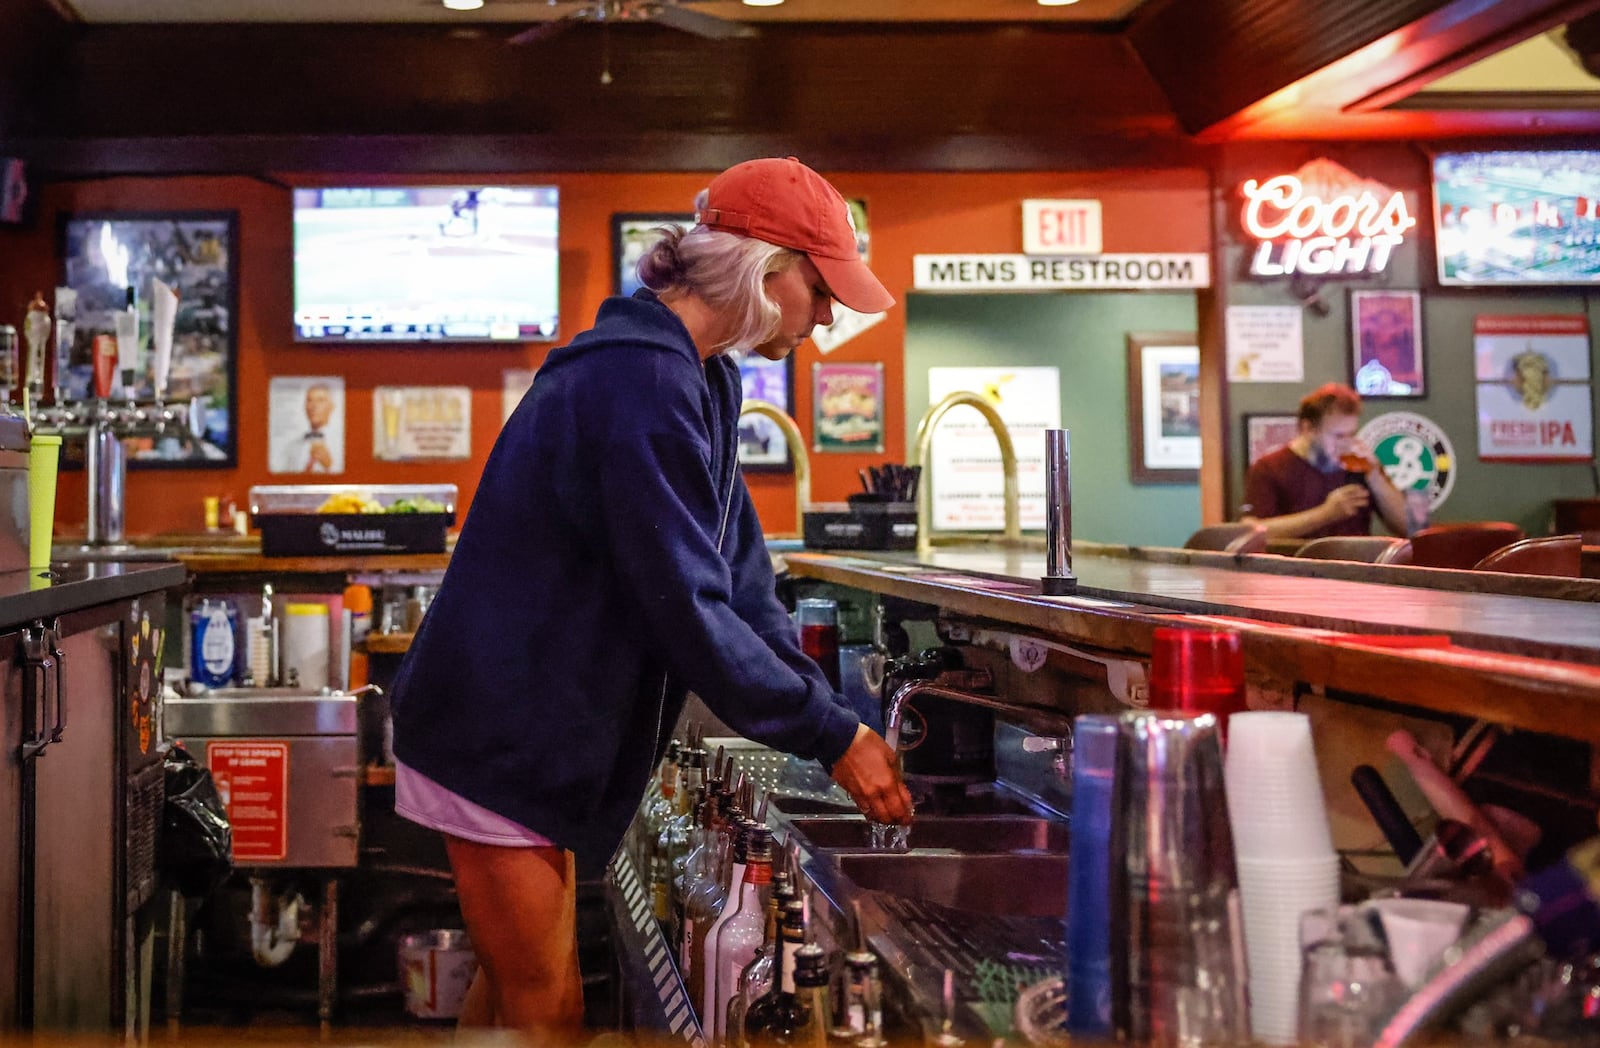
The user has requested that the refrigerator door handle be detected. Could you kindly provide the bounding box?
[20,623,54,762]
[47,620,66,744]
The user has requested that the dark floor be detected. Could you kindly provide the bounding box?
[156,785,621,1038]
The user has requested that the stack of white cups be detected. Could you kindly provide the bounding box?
[1224,712,1342,1046]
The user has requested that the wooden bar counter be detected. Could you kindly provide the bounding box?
[782,542,1600,746]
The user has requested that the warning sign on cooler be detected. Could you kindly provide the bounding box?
[207,741,290,862]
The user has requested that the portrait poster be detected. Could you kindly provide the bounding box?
[1351,290,1424,397]
[1244,413,1300,467]
[813,361,884,453]
[502,368,537,423]
[59,211,238,466]
[737,354,794,472]
[612,213,693,297]
[1128,338,1201,482]
[374,386,472,462]
[926,366,1059,532]
[1472,314,1593,462]
[1225,305,1303,382]
[269,376,344,475]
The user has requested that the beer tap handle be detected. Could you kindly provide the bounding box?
[150,278,178,405]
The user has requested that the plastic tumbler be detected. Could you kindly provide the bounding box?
[1148,626,1246,732]
[795,597,843,690]
[1066,713,1122,1038]
[28,433,61,572]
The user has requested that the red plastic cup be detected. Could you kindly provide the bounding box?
[1148,627,1246,731]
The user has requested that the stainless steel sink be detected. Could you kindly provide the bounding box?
[769,794,860,817]
[830,852,1068,918]
[789,816,1068,853]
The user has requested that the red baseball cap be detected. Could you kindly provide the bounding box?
[696,156,895,315]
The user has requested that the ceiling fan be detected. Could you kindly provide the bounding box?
[508,0,759,46]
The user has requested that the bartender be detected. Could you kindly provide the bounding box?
[1240,382,1407,539]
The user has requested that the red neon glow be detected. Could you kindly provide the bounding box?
[1240,175,1417,241]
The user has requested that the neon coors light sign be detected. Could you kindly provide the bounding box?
[1241,159,1417,278]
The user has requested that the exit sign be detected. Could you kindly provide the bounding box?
[1022,199,1102,255]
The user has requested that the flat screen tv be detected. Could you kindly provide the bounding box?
[293,185,559,342]
[1433,151,1600,287]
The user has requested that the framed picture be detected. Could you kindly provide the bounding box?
[1350,289,1425,398]
[813,360,884,453]
[59,211,238,467]
[1127,332,1200,484]
[737,354,795,472]
[612,212,694,297]
[1243,413,1300,467]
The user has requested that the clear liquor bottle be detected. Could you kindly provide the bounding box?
[636,738,680,872]
[654,741,704,925]
[727,868,791,1048]
[711,826,774,1043]
[697,814,750,1031]
[680,791,724,995]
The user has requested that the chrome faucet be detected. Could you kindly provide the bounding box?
[884,676,1074,776]
[911,390,1021,557]
[739,398,810,538]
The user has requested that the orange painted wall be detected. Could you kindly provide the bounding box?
[0,168,1210,538]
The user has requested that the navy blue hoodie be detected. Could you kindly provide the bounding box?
[389,290,860,876]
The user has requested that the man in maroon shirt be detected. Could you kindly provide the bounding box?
[1241,383,1408,539]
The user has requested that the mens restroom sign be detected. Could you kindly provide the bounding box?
[914,253,1211,291]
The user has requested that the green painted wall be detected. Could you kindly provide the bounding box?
[905,291,1201,548]
[1221,144,1600,539]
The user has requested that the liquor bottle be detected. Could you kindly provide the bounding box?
[638,738,681,869]
[792,944,832,1048]
[745,899,807,1046]
[712,826,775,1043]
[681,790,722,993]
[727,867,789,1048]
[675,752,727,938]
[654,739,704,925]
[699,815,752,1031]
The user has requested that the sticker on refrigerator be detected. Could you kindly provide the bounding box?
[208,741,289,862]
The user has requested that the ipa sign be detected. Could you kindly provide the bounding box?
[1022,200,1102,255]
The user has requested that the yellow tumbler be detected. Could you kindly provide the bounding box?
[28,433,61,571]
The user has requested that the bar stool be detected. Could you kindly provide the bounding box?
[1184,523,1268,555]
[1295,536,1412,564]
[1408,522,1524,570]
[1473,534,1583,577]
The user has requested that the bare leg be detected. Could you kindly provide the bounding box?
[456,966,496,1029]
[444,837,585,1039]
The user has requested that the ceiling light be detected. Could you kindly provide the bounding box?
[442,0,484,10]
[1037,0,1081,6]
[743,0,785,7]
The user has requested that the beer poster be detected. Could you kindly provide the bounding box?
[1472,315,1593,462]
[373,385,472,462]
[813,361,884,453]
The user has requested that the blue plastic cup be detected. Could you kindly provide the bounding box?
[1066,713,1121,1038]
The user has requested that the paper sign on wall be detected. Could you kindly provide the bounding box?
[1473,315,1593,462]
[1225,305,1304,382]
[926,367,1059,532]
[269,376,345,474]
[374,386,473,461]
[208,741,289,863]
[811,304,887,355]
[503,368,537,423]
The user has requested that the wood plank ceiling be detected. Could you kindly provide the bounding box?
[4,0,1600,175]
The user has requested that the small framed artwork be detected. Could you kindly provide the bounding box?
[59,210,238,467]
[813,360,884,453]
[1243,413,1300,467]
[1350,289,1425,397]
[1127,332,1201,484]
[612,212,694,297]
[737,354,795,473]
